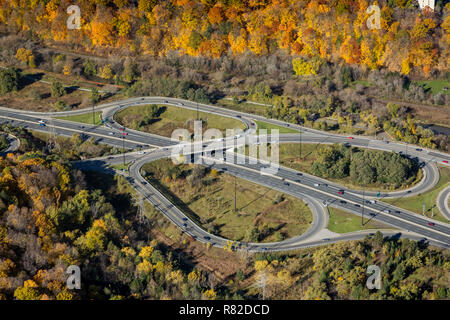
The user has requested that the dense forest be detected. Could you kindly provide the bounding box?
[311,143,420,188]
[0,0,448,78]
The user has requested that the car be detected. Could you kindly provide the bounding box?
[285,124,290,127]
[80,125,84,129]
[38,120,45,124]
[284,182,290,186]
[178,102,184,106]
[109,132,114,135]
[368,200,376,204]
[338,191,344,195]
[369,213,376,216]
[203,236,211,241]
[416,148,422,152]
[322,184,328,187]
[164,100,168,103]
[39,123,46,127]
[182,223,187,228]
[443,160,449,164]
[182,217,188,221]
[234,134,242,139]
[314,183,320,187]
[295,179,301,183]
[236,115,242,118]
[428,222,435,227]
[348,137,354,139]
[340,200,347,204]
[354,204,361,207]
[137,151,145,155]
[382,209,391,214]
[322,238,330,241]
[261,247,267,251]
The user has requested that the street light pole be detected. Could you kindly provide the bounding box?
[234,175,237,212]
[122,133,126,167]
[299,132,302,160]
[197,102,199,121]
[362,184,365,226]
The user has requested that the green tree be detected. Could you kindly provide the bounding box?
[0,67,20,94]
[50,81,65,98]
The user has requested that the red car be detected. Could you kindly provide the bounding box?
[338,191,344,195]
[428,222,435,227]
[348,137,354,139]
[443,160,449,164]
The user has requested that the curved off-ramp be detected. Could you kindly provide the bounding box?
[0,133,20,156]
[437,186,450,221]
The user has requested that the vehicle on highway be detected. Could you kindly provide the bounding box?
[314,183,320,187]
[354,204,360,207]
[39,123,46,127]
[368,200,376,204]
[203,236,211,241]
[338,191,344,195]
[164,100,168,103]
[109,132,114,135]
[443,160,449,164]
[236,115,242,118]
[322,238,330,241]
[340,200,347,204]
[416,148,422,151]
[178,102,184,106]
[383,209,391,214]
[348,136,354,139]
[284,181,290,186]
[137,151,145,155]
[38,120,45,124]
[182,223,187,228]
[182,217,188,221]
[428,222,435,227]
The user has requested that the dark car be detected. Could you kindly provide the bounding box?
[182,217,188,221]
[203,236,211,241]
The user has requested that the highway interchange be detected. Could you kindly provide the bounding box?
[0,96,449,252]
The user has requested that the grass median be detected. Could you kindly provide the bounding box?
[140,158,313,243]
[115,104,246,138]
[56,112,103,126]
[383,166,450,223]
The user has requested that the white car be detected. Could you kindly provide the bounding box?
[178,102,184,106]
[38,120,45,124]
[382,209,391,214]
[137,151,145,155]
[314,183,320,187]
[369,200,376,204]
[109,132,114,135]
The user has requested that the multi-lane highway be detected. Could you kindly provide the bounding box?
[1,97,449,251]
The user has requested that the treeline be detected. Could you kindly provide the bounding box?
[0,0,448,78]
[311,144,419,188]
[250,232,450,300]
[0,154,223,300]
